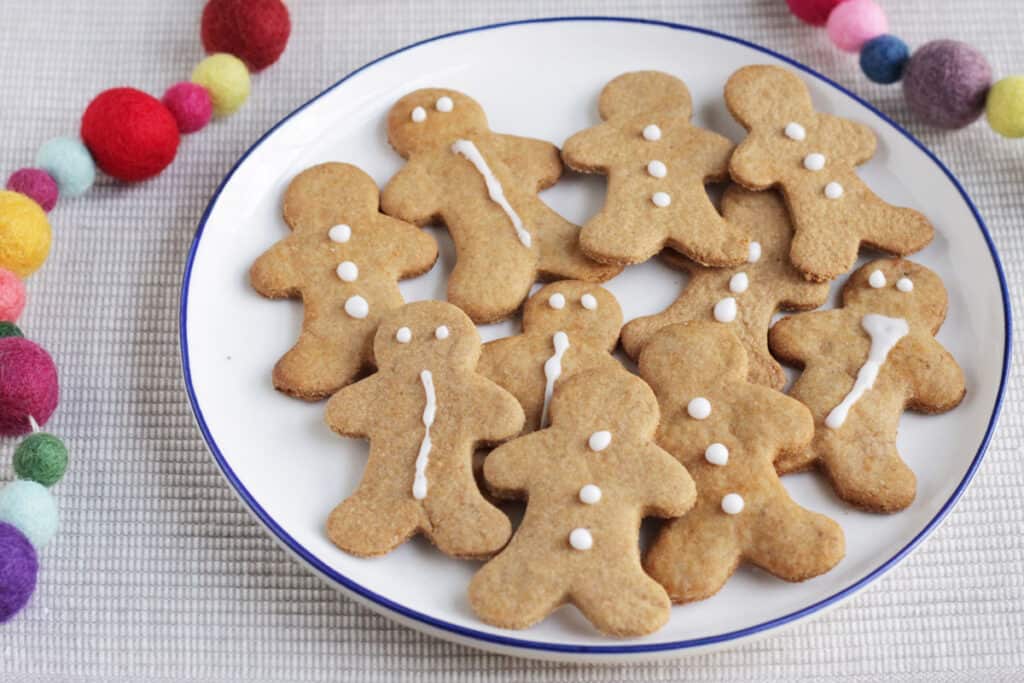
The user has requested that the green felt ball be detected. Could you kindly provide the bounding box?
[0,321,23,338]
[13,433,68,487]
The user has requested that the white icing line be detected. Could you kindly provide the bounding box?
[412,369,436,500]
[540,331,570,428]
[825,314,909,429]
[451,139,531,248]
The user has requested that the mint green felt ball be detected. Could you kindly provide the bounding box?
[35,137,95,198]
[0,480,58,549]
[14,433,68,487]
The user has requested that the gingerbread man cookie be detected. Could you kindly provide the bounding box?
[725,65,934,282]
[562,71,748,267]
[638,322,844,603]
[381,89,619,324]
[470,370,695,637]
[323,300,524,558]
[769,259,966,512]
[478,281,628,433]
[250,163,438,400]
[621,186,829,389]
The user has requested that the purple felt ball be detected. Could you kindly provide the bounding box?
[162,82,214,134]
[5,169,59,212]
[903,40,993,129]
[0,336,59,436]
[0,521,38,623]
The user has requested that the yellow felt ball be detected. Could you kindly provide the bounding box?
[986,76,1024,138]
[0,191,52,277]
[191,53,251,117]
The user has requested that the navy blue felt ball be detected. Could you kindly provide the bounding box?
[860,35,910,84]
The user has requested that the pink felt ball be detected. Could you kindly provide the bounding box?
[0,337,59,436]
[5,169,58,213]
[786,0,849,26]
[162,82,214,134]
[826,0,888,53]
[0,269,26,322]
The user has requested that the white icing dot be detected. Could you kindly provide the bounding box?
[729,272,749,294]
[548,293,566,310]
[652,191,671,207]
[705,443,729,466]
[803,153,826,171]
[336,261,358,282]
[714,297,737,323]
[329,224,352,243]
[721,493,745,515]
[896,277,914,292]
[410,106,427,123]
[569,528,593,551]
[344,295,369,319]
[748,241,762,263]
[588,430,612,452]
[395,327,412,343]
[868,269,887,289]
[825,181,844,199]
[580,293,598,310]
[687,397,712,420]
[647,160,667,178]
[434,325,449,340]
[435,96,453,112]
[642,124,662,141]
[784,122,806,141]
[579,484,602,505]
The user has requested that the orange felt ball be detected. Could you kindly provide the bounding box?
[80,88,180,183]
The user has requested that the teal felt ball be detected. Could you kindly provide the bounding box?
[35,137,96,198]
[14,433,68,487]
[0,480,58,549]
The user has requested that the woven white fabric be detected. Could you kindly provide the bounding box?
[1,1,1022,680]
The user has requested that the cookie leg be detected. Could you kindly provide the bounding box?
[273,309,372,400]
[469,548,567,629]
[579,206,665,266]
[665,207,749,268]
[534,202,621,282]
[788,223,861,282]
[820,438,916,512]
[860,200,934,257]
[621,309,680,360]
[423,476,511,559]
[643,511,741,603]
[745,495,844,582]
[447,233,535,324]
[572,567,671,637]
[326,492,422,557]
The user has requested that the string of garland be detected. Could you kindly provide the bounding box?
[786,0,1024,137]
[0,0,291,624]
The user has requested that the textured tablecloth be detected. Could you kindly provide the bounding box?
[1,1,1021,680]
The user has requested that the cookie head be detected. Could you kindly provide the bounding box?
[282,162,380,234]
[638,322,747,395]
[373,300,480,371]
[597,71,693,121]
[548,369,660,441]
[522,282,622,351]
[842,259,948,331]
[724,65,815,132]
[387,89,489,158]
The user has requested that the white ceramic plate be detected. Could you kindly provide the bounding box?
[180,18,1011,662]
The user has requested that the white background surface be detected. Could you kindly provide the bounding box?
[1,0,1021,680]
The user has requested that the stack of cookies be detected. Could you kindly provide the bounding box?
[249,65,966,638]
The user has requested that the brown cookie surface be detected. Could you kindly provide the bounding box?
[769,259,966,512]
[725,65,933,281]
[638,322,844,603]
[249,162,438,400]
[469,370,695,637]
[621,186,829,388]
[323,300,524,558]
[381,89,619,324]
[562,71,748,267]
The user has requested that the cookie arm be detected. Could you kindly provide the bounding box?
[482,435,537,497]
[742,386,815,458]
[639,443,696,518]
[374,215,439,279]
[561,123,618,172]
[380,159,442,226]
[250,240,302,298]
[474,376,527,445]
[776,277,831,311]
[323,375,383,438]
[817,114,876,166]
[495,135,563,191]
[903,336,966,414]
[691,128,735,180]
[767,310,836,369]
[729,136,777,190]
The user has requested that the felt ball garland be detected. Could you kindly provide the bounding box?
[0,0,290,624]
[786,0,1024,137]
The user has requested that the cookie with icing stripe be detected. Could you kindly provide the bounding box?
[725,65,933,282]
[562,71,749,267]
[250,162,438,400]
[769,259,965,512]
[621,186,829,389]
[470,370,695,637]
[324,300,524,558]
[639,322,844,603]
[381,89,620,324]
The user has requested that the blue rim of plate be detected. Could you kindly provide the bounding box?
[179,16,1013,655]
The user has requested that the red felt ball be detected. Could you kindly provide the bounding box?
[0,337,59,437]
[201,0,291,72]
[80,88,180,183]
[786,0,849,26]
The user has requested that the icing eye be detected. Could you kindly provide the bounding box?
[396,327,412,343]
[896,277,914,292]
[580,293,598,310]
[328,224,351,243]
[410,106,427,123]
[434,325,450,340]
[548,293,566,310]
[435,96,453,112]
[868,269,887,289]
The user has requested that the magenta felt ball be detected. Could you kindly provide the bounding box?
[0,337,59,436]
[162,82,214,134]
[786,0,848,26]
[0,268,26,322]
[903,40,993,129]
[0,522,38,623]
[826,0,887,53]
[5,169,58,213]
